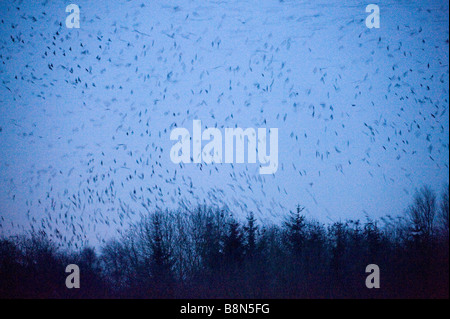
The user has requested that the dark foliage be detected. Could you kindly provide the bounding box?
[0,186,448,299]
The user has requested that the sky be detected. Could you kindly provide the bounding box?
[0,0,448,247]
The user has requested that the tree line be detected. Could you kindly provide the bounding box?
[0,185,448,298]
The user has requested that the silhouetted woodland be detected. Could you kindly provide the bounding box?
[1,185,448,299]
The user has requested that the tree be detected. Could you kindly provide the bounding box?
[149,213,173,285]
[243,212,258,258]
[407,186,437,243]
[364,218,382,260]
[223,217,244,265]
[101,239,129,291]
[0,238,22,298]
[284,205,306,256]
[76,246,106,297]
[439,185,449,239]
[196,208,225,274]
[329,222,347,277]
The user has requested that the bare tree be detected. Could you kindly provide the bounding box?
[407,186,437,242]
[439,185,449,238]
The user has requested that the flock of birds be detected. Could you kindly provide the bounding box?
[0,0,448,248]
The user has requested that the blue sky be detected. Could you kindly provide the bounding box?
[0,0,448,246]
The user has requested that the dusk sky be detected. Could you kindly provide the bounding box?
[0,0,448,247]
